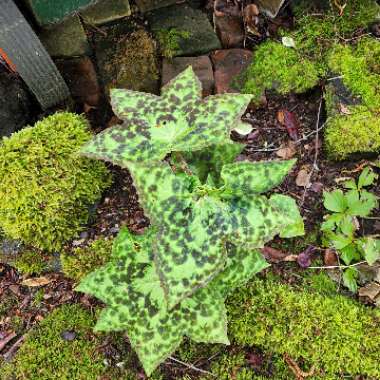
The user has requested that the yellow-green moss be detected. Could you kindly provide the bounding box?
[325,105,380,160]
[61,237,113,281]
[157,28,191,58]
[0,304,107,380]
[227,273,380,379]
[13,250,47,276]
[242,41,320,102]
[0,112,112,252]
[242,0,380,101]
[328,38,380,110]
[291,0,380,66]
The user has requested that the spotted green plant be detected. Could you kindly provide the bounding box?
[77,68,304,375]
[80,67,252,166]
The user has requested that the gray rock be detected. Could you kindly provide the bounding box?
[39,15,91,58]
[256,0,287,18]
[135,0,177,12]
[147,4,221,57]
[0,69,32,138]
[81,0,131,26]
[0,237,23,264]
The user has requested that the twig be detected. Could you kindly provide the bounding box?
[308,260,367,270]
[301,97,323,205]
[168,356,216,377]
[0,332,17,352]
[284,353,315,379]
[3,335,25,361]
[326,75,344,81]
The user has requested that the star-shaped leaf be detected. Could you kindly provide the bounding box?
[129,163,231,308]
[77,227,268,376]
[154,195,231,308]
[221,159,296,197]
[80,67,252,167]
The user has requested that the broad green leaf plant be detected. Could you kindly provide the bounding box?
[77,67,304,375]
[322,167,380,292]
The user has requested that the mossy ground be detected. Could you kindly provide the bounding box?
[4,272,380,380]
[241,0,380,105]
[0,304,108,380]
[325,38,380,159]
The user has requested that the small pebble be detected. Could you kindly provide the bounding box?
[61,330,76,341]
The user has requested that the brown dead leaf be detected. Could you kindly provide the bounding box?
[261,246,287,262]
[295,169,311,188]
[324,249,338,266]
[277,109,301,140]
[358,282,380,302]
[243,4,261,36]
[338,103,351,115]
[21,276,53,287]
[276,141,297,159]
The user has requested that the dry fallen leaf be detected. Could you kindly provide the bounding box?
[276,141,297,159]
[338,103,352,115]
[324,248,338,266]
[21,276,53,287]
[358,282,380,302]
[296,169,311,188]
[243,4,261,36]
[277,109,301,140]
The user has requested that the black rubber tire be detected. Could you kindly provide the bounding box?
[0,0,70,109]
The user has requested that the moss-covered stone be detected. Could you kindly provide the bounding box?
[242,41,320,102]
[226,273,380,379]
[328,38,380,110]
[241,0,380,102]
[325,105,380,160]
[96,25,159,94]
[325,38,380,159]
[291,0,380,67]
[147,4,221,57]
[0,304,107,380]
[0,112,112,252]
[61,236,113,282]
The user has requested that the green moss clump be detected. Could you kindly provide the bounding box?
[1,304,107,380]
[157,28,191,58]
[241,0,380,101]
[324,38,380,159]
[61,237,113,281]
[325,105,380,160]
[328,38,380,110]
[0,112,112,252]
[13,250,47,276]
[242,41,320,102]
[291,0,380,66]
[227,274,380,379]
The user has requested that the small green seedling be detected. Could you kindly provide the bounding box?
[77,68,304,375]
[322,167,379,292]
